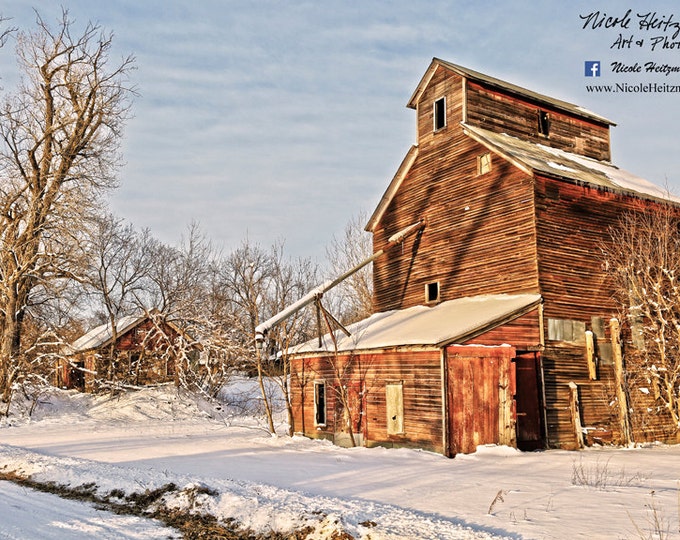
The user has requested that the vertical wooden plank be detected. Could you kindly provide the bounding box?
[464,358,476,452]
[585,330,597,380]
[610,318,633,445]
[498,352,514,446]
[386,382,404,434]
[569,382,585,448]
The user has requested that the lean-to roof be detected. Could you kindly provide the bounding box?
[292,293,541,355]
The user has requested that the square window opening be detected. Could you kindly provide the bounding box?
[425,282,440,303]
[433,97,446,131]
[547,318,586,344]
[478,152,492,175]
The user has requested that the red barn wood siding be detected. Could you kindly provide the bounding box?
[416,67,464,148]
[540,345,617,448]
[77,319,180,392]
[466,309,542,350]
[291,349,445,453]
[373,142,539,312]
[291,345,521,455]
[465,82,611,161]
[534,175,641,321]
[532,176,679,447]
[445,345,516,456]
[464,314,546,450]
[625,349,680,444]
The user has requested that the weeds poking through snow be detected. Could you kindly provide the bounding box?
[571,456,647,490]
[628,491,672,540]
[487,489,508,515]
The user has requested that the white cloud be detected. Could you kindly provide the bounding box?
[1,0,679,259]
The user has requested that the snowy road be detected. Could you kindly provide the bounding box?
[2,384,679,539]
[0,480,179,539]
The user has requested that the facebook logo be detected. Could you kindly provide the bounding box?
[585,61,601,77]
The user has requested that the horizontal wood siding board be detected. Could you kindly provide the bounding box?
[623,351,680,443]
[465,82,611,161]
[416,68,464,146]
[534,175,658,322]
[291,350,445,453]
[464,309,542,349]
[373,133,539,312]
[541,344,677,447]
[542,346,620,446]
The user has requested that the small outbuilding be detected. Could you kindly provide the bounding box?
[291,294,542,455]
[59,313,185,392]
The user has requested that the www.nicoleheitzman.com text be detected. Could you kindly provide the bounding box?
[586,82,680,93]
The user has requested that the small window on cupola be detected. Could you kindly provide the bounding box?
[433,97,446,131]
[538,110,550,136]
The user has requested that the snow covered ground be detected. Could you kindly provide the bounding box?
[1,380,679,539]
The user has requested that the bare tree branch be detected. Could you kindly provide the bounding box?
[0,9,135,404]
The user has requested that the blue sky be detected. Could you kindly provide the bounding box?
[2,1,680,260]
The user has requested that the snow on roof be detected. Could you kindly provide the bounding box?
[292,293,541,354]
[69,315,143,353]
[463,124,680,204]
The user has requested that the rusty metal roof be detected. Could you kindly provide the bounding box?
[463,123,680,204]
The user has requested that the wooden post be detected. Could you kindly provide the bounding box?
[497,350,516,447]
[610,318,633,445]
[569,382,585,448]
[585,330,597,380]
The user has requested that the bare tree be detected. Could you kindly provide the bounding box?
[219,239,277,432]
[219,238,319,434]
[602,206,680,431]
[0,16,15,49]
[146,222,211,317]
[263,244,319,436]
[325,211,373,324]
[0,10,135,404]
[145,224,243,399]
[85,214,151,319]
[81,213,151,388]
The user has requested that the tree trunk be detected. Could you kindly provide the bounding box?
[256,354,275,434]
[0,288,26,404]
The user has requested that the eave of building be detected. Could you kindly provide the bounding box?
[463,123,680,205]
[290,293,542,355]
[365,144,419,232]
[408,58,616,127]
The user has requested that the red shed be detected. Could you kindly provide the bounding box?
[291,294,542,455]
[59,313,189,392]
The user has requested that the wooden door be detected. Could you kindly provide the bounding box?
[514,352,545,450]
[446,347,517,456]
[447,354,501,455]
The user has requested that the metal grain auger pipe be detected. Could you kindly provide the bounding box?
[254,219,425,349]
